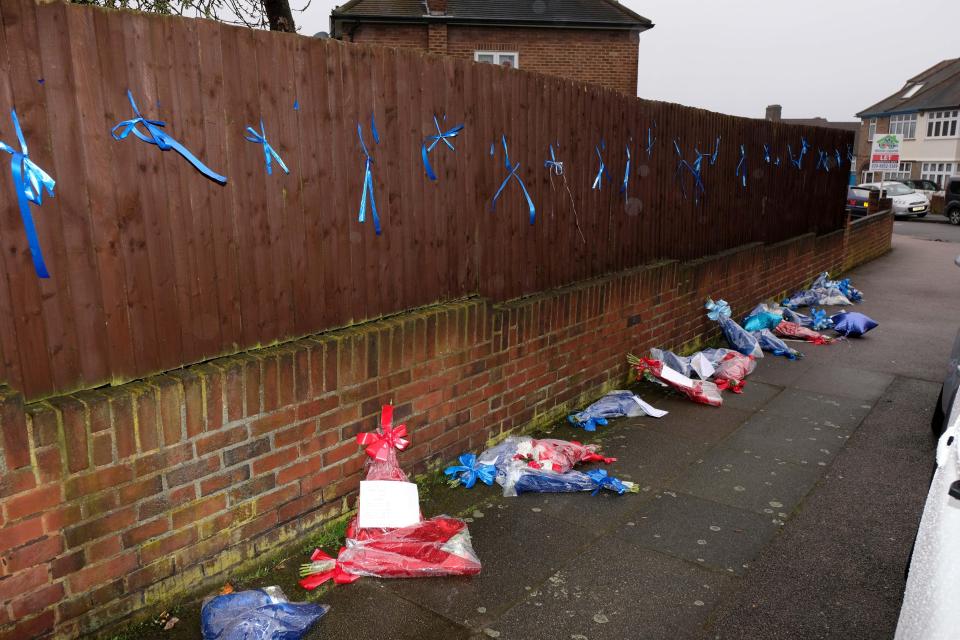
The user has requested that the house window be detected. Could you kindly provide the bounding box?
[925,110,959,138]
[920,162,957,189]
[474,51,519,69]
[881,162,912,181]
[902,83,923,98]
[867,118,877,142]
[889,113,917,139]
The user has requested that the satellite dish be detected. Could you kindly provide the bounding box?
[314,31,330,38]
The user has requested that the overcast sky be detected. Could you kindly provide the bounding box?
[295,0,959,122]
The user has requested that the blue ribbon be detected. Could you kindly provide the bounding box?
[490,135,536,225]
[592,141,611,190]
[788,137,810,170]
[847,144,855,164]
[835,149,843,168]
[357,114,381,235]
[621,144,632,198]
[0,109,55,278]
[567,414,609,432]
[244,119,289,176]
[705,298,732,321]
[764,143,780,166]
[586,469,628,496]
[544,143,564,176]
[815,149,831,172]
[646,120,657,158]
[421,115,464,181]
[706,137,721,166]
[111,90,226,185]
[674,140,707,203]
[736,144,747,187]
[293,99,300,111]
[443,453,496,489]
[810,308,833,331]
[838,278,862,302]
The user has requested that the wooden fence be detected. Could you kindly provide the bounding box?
[0,0,853,400]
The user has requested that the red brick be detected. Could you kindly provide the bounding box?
[165,456,221,488]
[42,504,82,532]
[135,387,160,453]
[118,475,163,505]
[126,558,174,591]
[50,396,89,473]
[294,348,311,402]
[262,354,280,412]
[199,364,225,431]
[295,395,339,421]
[65,465,132,500]
[224,360,244,422]
[109,392,136,459]
[170,369,204,437]
[322,441,356,467]
[26,404,58,448]
[2,535,62,573]
[278,455,324,486]
[0,608,54,640]
[140,527,198,565]
[51,550,84,579]
[299,466,342,494]
[227,475,275,506]
[122,517,169,548]
[244,357,262,417]
[279,350,296,407]
[250,407,295,436]
[4,484,61,521]
[251,446,298,475]
[196,424,248,456]
[323,340,338,391]
[156,376,184,446]
[172,495,226,529]
[200,465,251,497]
[0,466,36,499]
[254,485,298,514]
[63,507,135,547]
[0,565,48,603]
[86,534,123,562]
[66,552,137,594]
[91,432,114,466]
[275,421,317,449]
[0,387,30,469]
[133,442,193,477]
[0,516,44,552]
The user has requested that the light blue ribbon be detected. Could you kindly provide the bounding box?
[586,469,628,495]
[835,149,843,168]
[111,90,226,185]
[810,307,833,331]
[788,137,810,170]
[592,141,611,190]
[705,298,732,321]
[674,140,707,203]
[544,143,564,176]
[736,144,747,187]
[0,109,55,278]
[815,149,830,172]
[847,144,855,164]
[357,114,381,235]
[567,414,608,432]
[244,119,289,176]
[490,135,536,225]
[421,114,464,181]
[443,453,496,489]
[621,144,632,198]
[646,120,657,158]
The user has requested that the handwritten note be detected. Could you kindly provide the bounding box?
[358,481,420,529]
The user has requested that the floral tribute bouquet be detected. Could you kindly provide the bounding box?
[299,406,481,589]
[705,299,763,358]
[710,350,757,394]
[628,355,723,407]
[773,320,834,345]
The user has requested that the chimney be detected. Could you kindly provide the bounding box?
[765,104,782,121]
[425,0,447,14]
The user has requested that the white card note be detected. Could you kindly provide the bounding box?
[358,480,420,529]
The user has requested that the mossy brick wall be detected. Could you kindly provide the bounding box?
[0,214,891,639]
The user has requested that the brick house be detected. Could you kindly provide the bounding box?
[329,0,654,95]
[854,58,960,188]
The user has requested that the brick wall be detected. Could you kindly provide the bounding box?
[347,24,641,96]
[0,215,891,639]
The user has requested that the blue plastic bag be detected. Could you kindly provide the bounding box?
[831,311,877,337]
[752,329,802,359]
[706,299,763,358]
[743,311,782,333]
[201,587,329,640]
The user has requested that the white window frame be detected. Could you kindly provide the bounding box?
[920,162,957,190]
[474,51,519,69]
[867,118,877,142]
[902,83,923,98]
[889,113,917,139]
[925,110,959,138]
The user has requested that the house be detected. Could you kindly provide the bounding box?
[329,0,654,95]
[764,105,860,182]
[855,58,960,188]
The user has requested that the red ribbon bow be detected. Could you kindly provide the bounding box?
[356,405,410,461]
[298,548,360,589]
[715,378,745,394]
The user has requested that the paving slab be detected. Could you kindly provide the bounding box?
[716,381,784,411]
[791,365,895,400]
[667,445,823,516]
[631,401,755,447]
[383,503,597,629]
[760,388,874,431]
[719,410,852,467]
[612,491,781,575]
[489,534,730,640]
[746,353,812,387]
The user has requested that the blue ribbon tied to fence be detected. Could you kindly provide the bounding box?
[0,109,55,278]
[736,144,747,188]
[490,135,536,225]
[357,114,382,235]
[544,143,564,176]
[646,120,657,158]
[787,137,810,170]
[815,149,831,172]
[421,115,464,181]
[673,139,711,204]
[111,90,226,185]
[847,144,855,164]
[835,149,843,168]
[592,141,612,190]
[621,144,632,198]
[244,119,289,176]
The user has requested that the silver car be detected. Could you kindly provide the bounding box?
[858,182,930,218]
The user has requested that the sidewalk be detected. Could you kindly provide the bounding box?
[136,235,958,640]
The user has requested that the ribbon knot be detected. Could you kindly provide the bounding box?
[705,298,733,321]
[111,90,226,184]
[544,144,564,176]
[586,469,628,496]
[444,453,496,489]
[421,115,464,181]
[0,109,55,278]
[592,141,612,190]
[244,119,289,176]
[788,137,810,169]
[356,405,410,461]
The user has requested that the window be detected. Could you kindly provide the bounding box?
[474,51,519,69]
[920,162,957,189]
[902,83,923,98]
[889,113,917,139]
[867,118,877,142]
[925,110,959,138]
[862,163,913,183]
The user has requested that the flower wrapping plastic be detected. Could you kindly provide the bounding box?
[830,311,878,337]
[476,436,615,474]
[629,356,723,407]
[500,463,636,497]
[705,299,763,358]
[773,320,832,345]
[742,311,782,333]
[201,586,329,640]
[567,390,665,431]
[752,329,803,359]
[712,351,756,393]
[782,272,854,308]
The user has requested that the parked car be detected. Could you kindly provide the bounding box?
[893,178,943,202]
[896,254,960,639]
[857,182,930,218]
[845,186,872,218]
[944,177,960,225]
